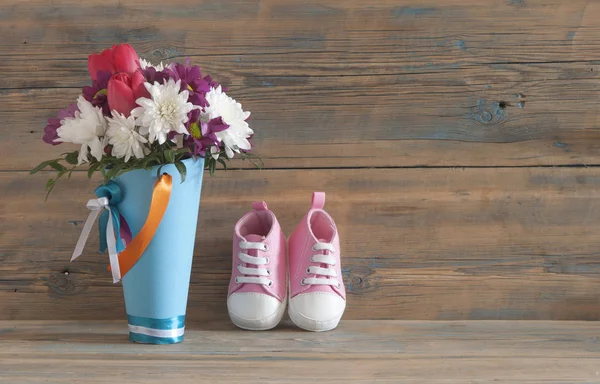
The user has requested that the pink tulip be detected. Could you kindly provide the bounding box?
[88,44,140,81]
[107,71,149,117]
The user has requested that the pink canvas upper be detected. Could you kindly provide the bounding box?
[228,201,287,302]
[288,192,346,300]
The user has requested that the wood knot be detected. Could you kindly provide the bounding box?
[42,269,88,298]
[468,98,506,126]
[480,111,493,122]
[342,266,380,295]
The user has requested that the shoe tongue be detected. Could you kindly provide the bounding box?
[244,234,265,257]
[315,238,331,278]
[245,234,264,242]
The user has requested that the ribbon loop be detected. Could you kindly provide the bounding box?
[71,197,121,283]
[94,182,126,254]
[86,197,109,210]
[71,174,173,284]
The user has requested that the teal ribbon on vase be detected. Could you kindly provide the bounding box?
[71,181,131,283]
[94,182,128,254]
[127,315,186,344]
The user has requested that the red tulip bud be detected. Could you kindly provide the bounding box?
[88,44,141,81]
[107,73,136,117]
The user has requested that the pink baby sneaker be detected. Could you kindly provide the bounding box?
[227,201,287,330]
[288,192,346,331]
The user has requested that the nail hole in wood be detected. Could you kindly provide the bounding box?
[499,101,508,109]
[14,289,18,293]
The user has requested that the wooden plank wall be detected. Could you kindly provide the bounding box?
[1,0,600,321]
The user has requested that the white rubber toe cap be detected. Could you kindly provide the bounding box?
[289,292,346,332]
[227,293,286,331]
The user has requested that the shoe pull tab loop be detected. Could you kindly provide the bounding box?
[252,201,269,211]
[311,192,326,210]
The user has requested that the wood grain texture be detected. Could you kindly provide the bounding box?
[2,320,600,383]
[2,167,600,321]
[2,0,600,321]
[2,0,600,168]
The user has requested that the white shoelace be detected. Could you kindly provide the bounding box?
[235,241,272,287]
[303,242,340,288]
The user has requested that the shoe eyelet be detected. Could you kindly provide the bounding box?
[263,244,269,251]
[310,255,315,263]
[312,244,318,251]
[301,278,307,286]
[234,277,240,284]
[267,280,273,287]
[264,257,270,264]
[305,267,311,275]
[266,269,271,276]
[336,282,342,289]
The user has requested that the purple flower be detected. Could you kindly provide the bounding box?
[82,70,112,115]
[203,74,225,92]
[142,66,170,85]
[184,109,228,156]
[165,58,219,107]
[43,103,78,145]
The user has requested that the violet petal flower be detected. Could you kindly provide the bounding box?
[165,58,221,107]
[183,110,228,156]
[82,70,112,116]
[43,103,78,145]
[143,66,170,85]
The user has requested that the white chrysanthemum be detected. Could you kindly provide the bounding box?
[139,58,164,71]
[131,79,196,144]
[55,95,107,165]
[202,86,253,159]
[106,112,148,162]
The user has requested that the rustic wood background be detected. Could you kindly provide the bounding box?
[1,0,600,321]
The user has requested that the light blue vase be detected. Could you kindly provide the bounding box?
[114,157,204,344]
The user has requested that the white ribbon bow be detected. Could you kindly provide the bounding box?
[71,197,122,283]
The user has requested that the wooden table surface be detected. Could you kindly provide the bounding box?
[2,320,600,383]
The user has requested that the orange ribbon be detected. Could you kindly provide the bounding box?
[108,174,172,278]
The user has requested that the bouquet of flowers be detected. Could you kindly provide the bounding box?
[31,44,260,196]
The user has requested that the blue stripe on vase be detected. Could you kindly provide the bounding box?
[127,314,186,330]
[129,332,184,344]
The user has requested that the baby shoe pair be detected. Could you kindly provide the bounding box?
[227,192,346,332]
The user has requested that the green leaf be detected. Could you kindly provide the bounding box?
[174,161,187,183]
[44,178,56,201]
[245,153,264,169]
[164,149,175,163]
[217,158,228,170]
[105,163,125,180]
[87,162,102,179]
[64,151,79,165]
[56,169,68,181]
[45,178,55,191]
[209,159,216,177]
[30,160,54,174]
[49,162,67,172]
[143,153,161,169]
[175,147,191,156]
[156,165,165,179]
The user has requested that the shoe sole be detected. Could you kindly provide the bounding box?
[288,297,343,332]
[228,294,287,331]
